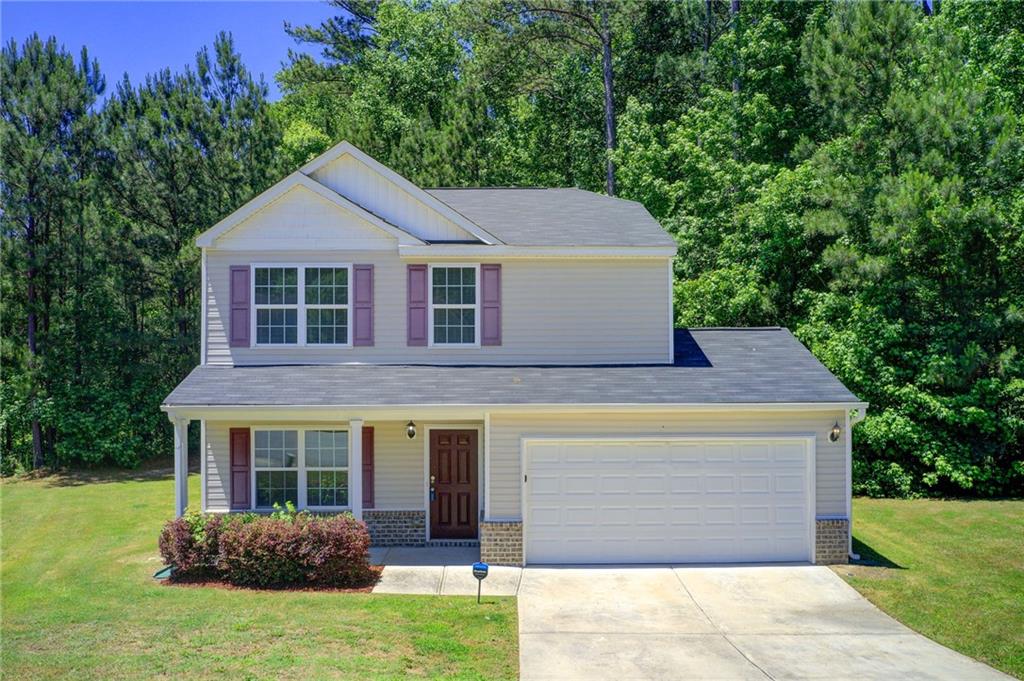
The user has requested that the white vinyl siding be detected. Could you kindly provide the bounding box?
[486,410,848,520]
[371,421,428,509]
[205,251,670,365]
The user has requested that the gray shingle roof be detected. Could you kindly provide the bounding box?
[164,329,861,407]
[425,188,677,248]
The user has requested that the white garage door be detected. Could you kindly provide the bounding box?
[524,437,814,564]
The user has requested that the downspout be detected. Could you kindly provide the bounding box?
[847,406,867,559]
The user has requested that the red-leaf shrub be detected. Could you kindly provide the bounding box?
[158,511,226,576]
[158,511,373,588]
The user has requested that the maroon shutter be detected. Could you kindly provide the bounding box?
[481,264,502,346]
[362,426,375,509]
[229,266,250,347]
[229,428,251,510]
[352,264,374,346]
[407,264,428,346]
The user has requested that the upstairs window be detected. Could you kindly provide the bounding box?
[305,267,349,345]
[431,266,477,345]
[254,267,297,345]
[252,265,350,346]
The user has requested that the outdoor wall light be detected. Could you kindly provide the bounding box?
[829,421,842,443]
[406,420,417,440]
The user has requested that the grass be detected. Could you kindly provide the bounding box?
[1,464,519,680]
[837,497,1024,679]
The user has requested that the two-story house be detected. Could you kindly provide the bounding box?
[162,141,866,566]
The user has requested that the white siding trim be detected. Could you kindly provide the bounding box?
[667,258,675,364]
[350,420,363,520]
[200,419,207,512]
[201,249,208,365]
[399,245,676,258]
[484,412,492,520]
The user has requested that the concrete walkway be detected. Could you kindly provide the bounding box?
[517,565,1011,681]
[370,546,522,596]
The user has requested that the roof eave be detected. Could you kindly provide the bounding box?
[397,244,678,258]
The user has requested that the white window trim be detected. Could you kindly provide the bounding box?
[428,263,481,348]
[250,263,353,348]
[250,426,351,512]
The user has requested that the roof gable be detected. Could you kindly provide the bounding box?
[196,173,425,248]
[301,142,502,245]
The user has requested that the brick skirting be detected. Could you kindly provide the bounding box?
[815,518,849,564]
[480,521,523,566]
[363,510,426,546]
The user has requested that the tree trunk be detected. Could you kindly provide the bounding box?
[26,208,44,470]
[704,0,713,67]
[600,3,616,196]
[731,0,741,95]
[731,0,741,161]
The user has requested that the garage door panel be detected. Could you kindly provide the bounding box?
[670,474,701,493]
[705,474,736,493]
[600,474,632,494]
[525,438,812,564]
[775,473,806,493]
[564,474,596,494]
[740,474,771,493]
[738,443,773,462]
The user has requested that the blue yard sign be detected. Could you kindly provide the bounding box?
[472,562,489,603]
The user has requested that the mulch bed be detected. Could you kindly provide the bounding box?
[161,565,384,593]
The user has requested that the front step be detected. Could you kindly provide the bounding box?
[426,539,480,548]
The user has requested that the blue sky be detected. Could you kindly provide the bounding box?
[1,1,339,100]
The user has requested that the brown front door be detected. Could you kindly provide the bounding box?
[429,430,479,539]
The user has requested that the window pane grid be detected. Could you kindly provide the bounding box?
[306,308,348,345]
[254,266,298,345]
[252,429,350,510]
[254,267,297,305]
[307,470,349,507]
[304,267,349,305]
[431,267,476,345]
[255,471,298,508]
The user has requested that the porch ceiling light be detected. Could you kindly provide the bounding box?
[406,420,417,440]
[829,421,842,443]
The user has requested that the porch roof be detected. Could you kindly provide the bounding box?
[163,329,862,409]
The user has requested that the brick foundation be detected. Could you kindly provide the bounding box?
[815,518,849,564]
[363,510,426,546]
[480,521,523,566]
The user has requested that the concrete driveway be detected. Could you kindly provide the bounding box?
[518,565,1010,681]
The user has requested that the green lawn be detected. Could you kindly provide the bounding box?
[1,465,518,680]
[839,497,1024,679]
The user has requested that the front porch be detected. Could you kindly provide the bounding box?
[165,412,494,551]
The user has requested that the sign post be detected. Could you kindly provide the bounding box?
[472,561,489,604]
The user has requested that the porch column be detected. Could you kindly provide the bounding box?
[350,419,363,520]
[172,416,188,518]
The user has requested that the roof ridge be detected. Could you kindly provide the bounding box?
[425,186,554,190]
[685,326,785,331]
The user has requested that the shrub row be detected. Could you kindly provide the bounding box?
[158,508,374,588]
